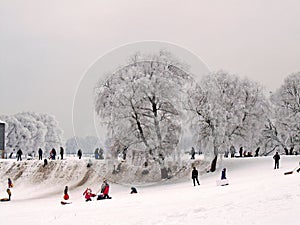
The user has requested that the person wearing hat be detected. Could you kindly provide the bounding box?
[100,180,111,199]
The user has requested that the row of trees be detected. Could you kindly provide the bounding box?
[94,51,300,176]
[0,112,64,154]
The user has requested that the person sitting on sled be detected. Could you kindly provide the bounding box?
[0,189,11,202]
[63,186,69,200]
[83,188,96,201]
[97,179,112,200]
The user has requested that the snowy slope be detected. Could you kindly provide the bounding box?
[1,156,300,225]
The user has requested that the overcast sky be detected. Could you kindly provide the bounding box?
[1,0,299,139]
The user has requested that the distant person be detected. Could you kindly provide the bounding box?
[77,149,82,159]
[8,178,13,188]
[239,147,243,157]
[9,149,15,159]
[254,147,260,157]
[130,187,138,194]
[99,148,104,159]
[43,158,48,167]
[16,149,23,161]
[284,147,289,155]
[38,148,43,160]
[230,145,236,158]
[221,168,227,180]
[63,186,69,200]
[289,146,294,155]
[191,167,200,186]
[51,148,56,160]
[273,152,280,169]
[94,148,99,159]
[191,147,196,159]
[60,147,64,160]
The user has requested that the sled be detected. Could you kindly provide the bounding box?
[61,201,72,205]
[284,167,300,175]
[216,179,229,186]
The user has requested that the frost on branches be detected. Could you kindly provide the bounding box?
[0,112,63,154]
[187,71,269,171]
[264,72,300,154]
[94,51,195,179]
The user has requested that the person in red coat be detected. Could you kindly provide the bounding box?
[83,188,96,201]
[100,180,111,199]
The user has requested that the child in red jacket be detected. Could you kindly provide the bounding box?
[83,188,96,201]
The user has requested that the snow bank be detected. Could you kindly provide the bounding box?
[1,156,300,225]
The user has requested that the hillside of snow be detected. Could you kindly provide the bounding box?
[1,155,300,225]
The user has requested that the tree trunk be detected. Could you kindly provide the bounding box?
[210,145,219,172]
[210,155,218,172]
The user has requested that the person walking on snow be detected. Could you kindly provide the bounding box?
[192,167,200,186]
[273,152,280,169]
[16,149,23,161]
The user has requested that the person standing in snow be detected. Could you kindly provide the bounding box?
[77,149,82,159]
[38,148,43,160]
[60,147,64,160]
[16,149,23,161]
[273,152,280,169]
[239,147,243,157]
[191,147,196,159]
[221,168,227,180]
[52,148,56,160]
[192,167,200,186]
[230,145,236,158]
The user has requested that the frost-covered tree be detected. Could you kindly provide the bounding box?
[94,51,194,178]
[265,72,300,153]
[0,112,64,154]
[187,71,269,171]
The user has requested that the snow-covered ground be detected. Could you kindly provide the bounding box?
[1,156,300,225]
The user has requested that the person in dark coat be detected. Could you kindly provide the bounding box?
[52,148,56,160]
[130,187,138,194]
[254,147,260,157]
[77,149,82,159]
[191,147,196,159]
[38,148,43,160]
[8,178,13,188]
[16,149,23,161]
[273,152,280,169]
[239,147,243,157]
[60,147,64,160]
[192,167,200,186]
[221,168,227,180]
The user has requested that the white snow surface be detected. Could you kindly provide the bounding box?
[1,156,300,225]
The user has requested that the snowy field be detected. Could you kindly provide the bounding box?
[1,156,300,225]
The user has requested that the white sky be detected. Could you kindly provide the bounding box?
[1,0,300,138]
